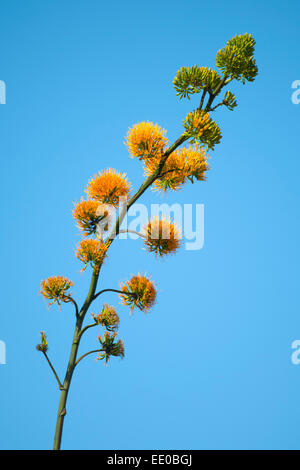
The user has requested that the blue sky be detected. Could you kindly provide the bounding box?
[0,0,300,450]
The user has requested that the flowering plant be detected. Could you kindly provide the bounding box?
[38,33,258,449]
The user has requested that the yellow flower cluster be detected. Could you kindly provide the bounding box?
[76,239,108,272]
[73,199,101,235]
[73,199,112,236]
[144,144,209,192]
[40,276,74,306]
[126,122,168,160]
[120,274,156,312]
[144,149,186,191]
[183,145,209,182]
[183,110,222,150]
[143,217,181,257]
[190,111,211,133]
[86,168,131,207]
[92,304,120,331]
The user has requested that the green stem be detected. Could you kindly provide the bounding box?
[93,288,132,301]
[77,322,98,341]
[75,349,103,367]
[42,352,63,390]
[118,229,146,239]
[53,269,100,450]
[204,75,229,112]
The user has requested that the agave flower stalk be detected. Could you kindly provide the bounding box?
[37,33,258,450]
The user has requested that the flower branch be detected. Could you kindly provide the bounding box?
[42,351,64,390]
[65,296,79,317]
[75,349,104,367]
[93,288,136,302]
[77,322,98,342]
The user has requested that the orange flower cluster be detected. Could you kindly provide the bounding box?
[92,304,120,331]
[73,199,101,235]
[120,274,156,312]
[182,145,209,182]
[145,149,186,191]
[86,169,131,207]
[126,122,168,160]
[73,199,112,236]
[40,276,74,306]
[144,145,209,192]
[143,217,181,257]
[76,239,108,272]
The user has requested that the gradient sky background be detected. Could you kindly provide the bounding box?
[1,0,300,450]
